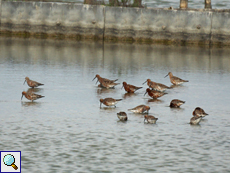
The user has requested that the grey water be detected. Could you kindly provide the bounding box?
[0,37,230,172]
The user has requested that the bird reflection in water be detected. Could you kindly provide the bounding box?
[123,93,137,99]
[21,101,41,107]
[96,88,116,95]
[147,99,163,103]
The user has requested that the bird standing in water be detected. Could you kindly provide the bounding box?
[143,79,171,92]
[144,88,167,99]
[24,77,44,88]
[164,72,189,85]
[122,82,142,93]
[93,74,119,88]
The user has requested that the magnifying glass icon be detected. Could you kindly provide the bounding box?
[3,154,18,170]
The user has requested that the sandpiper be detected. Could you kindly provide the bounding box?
[24,77,44,88]
[100,98,122,108]
[21,91,45,102]
[164,72,189,85]
[144,88,167,99]
[170,99,185,108]
[144,115,158,124]
[143,79,171,92]
[93,74,118,85]
[122,82,142,93]
[128,105,150,114]
[190,115,202,125]
[193,107,208,118]
[100,80,120,89]
[117,112,128,121]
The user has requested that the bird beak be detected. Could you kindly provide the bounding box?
[95,79,99,84]
[92,76,97,81]
[144,91,147,96]
[142,80,147,85]
[164,74,169,78]
[23,80,26,85]
[121,85,124,90]
[100,102,102,108]
[21,94,23,100]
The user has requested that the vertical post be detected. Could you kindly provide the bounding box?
[205,0,212,9]
[0,0,2,27]
[180,0,188,9]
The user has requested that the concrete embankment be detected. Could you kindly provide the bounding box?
[0,1,230,46]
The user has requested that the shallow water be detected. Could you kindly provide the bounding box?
[0,37,230,172]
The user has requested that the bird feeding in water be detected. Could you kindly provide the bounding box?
[117,112,128,121]
[128,105,150,114]
[99,98,122,108]
[170,99,185,108]
[21,91,45,102]
[144,115,158,124]
[193,107,208,118]
[190,115,202,125]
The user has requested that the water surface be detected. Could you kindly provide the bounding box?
[0,37,230,172]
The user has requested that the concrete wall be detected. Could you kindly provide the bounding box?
[0,1,230,46]
[0,2,105,39]
[104,7,212,44]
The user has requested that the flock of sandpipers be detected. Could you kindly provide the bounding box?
[92,73,208,125]
[21,72,208,125]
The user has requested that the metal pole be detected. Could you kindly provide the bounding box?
[180,0,188,9]
[205,0,212,9]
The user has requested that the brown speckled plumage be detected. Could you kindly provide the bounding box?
[164,72,189,85]
[170,99,185,108]
[144,88,167,99]
[193,107,208,118]
[21,91,44,102]
[93,74,119,88]
[144,115,158,124]
[24,77,44,88]
[117,112,128,121]
[128,105,150,114]
[122,82,142,93]
[143,79,171,92]
[100,98,122,108]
